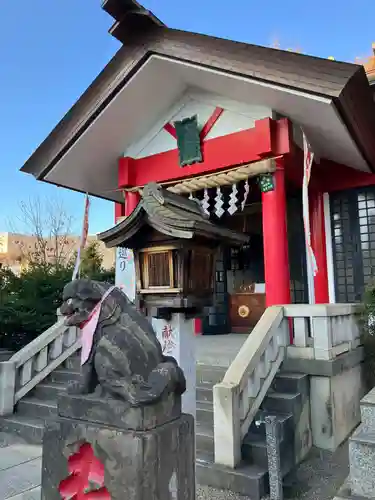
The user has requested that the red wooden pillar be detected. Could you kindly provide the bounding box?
[262,158,291,307]
[310,190,329,303]
[114,192,140,222]
[114,202,125,222]
[125,192,141,216]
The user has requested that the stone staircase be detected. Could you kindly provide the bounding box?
[0,353,310,499]
[334,387,375,500]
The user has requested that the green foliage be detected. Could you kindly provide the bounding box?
[360,284,375,390]
[0,241,115,351]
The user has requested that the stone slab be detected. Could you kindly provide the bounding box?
[360,386,375,406]
[8,486,41,500]
[58,391,181,431]
[0,444,41,471]
[283,346,364,377]
[0,457,41,499]
[349,426,375,497]
[41,414,195,500]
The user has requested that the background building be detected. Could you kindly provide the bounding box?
[0,232,115,274]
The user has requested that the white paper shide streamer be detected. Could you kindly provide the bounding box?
[214,187,225,218]
[302,130,318,302]
[228,183,239,215]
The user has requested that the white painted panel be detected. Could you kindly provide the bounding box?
[132,92,273,159]
[205,110,259,140]
[137,128,176,159]
[171,99,215,127]
[323,192,336,303]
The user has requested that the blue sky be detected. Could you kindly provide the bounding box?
[1,0,374,234]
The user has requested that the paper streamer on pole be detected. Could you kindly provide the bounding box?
[302,130,318,302]
[72,194,90,280]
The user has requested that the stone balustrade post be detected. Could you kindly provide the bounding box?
[213,382,242,468]
[311,314,333,360]
[0,361,16,416]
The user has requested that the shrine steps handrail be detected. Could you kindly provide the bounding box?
[0,312,80,415]
[212,303,362,469]
[213,306,288,468]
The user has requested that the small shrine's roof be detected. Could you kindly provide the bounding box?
[98,183,249,248]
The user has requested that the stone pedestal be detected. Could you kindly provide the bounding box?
[152,314,196,419]
[310,362,365,451]
[41,393,195,500]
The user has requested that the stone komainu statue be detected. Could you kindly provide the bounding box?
[60,279,186,406]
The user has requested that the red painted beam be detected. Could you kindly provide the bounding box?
[200,107,224,140]
[119,118,292,188]
[163,122,177,139]
[316,159,375,192]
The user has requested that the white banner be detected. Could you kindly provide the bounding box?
[302,131,318,303]
[115,247,136,302]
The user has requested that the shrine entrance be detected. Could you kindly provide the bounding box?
[192,178,308,334]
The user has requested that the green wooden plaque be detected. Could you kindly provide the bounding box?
[174,115,202,167]
[258,174,275,193]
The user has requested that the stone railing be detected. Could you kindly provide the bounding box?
[0,311,80,416]
[285,303,361,360]
[213,303,360,468]
[213,306,289,467]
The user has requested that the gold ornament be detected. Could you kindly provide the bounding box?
[238,305,250,318]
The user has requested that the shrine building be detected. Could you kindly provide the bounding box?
[21,2,375,335]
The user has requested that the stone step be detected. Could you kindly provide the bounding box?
[261,391,302,418]
[196,365,226,386]
[197,401,213,426]
[196,422,214,455]
[31,382,66,400]
[16,398,57,420]
[196,386,213,403]
[63,355,81,371]
[349,425,375,498]
[0,416,44,445]
[271,372,308,395]
[360,386,375,427]
[196,450,268,500]
[245,411,293,441]
[242,429,295,475]
[48,368,81,385]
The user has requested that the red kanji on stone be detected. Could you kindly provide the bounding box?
[58,443,110,499]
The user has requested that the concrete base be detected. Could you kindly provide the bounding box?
[310,363,365,451]
[41,393,195,500]
[42,414,195,500]
[283,347,366,452]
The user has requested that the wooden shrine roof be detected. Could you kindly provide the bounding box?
[21,1,375,183]
[98,183,249,248]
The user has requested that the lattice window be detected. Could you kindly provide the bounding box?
[357,191,375,287]
[331,194,356,302]
[142,250,174,289]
